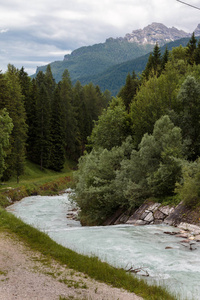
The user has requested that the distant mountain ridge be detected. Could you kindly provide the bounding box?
[115,22,200,46]
[123,22,191,45]
[33,22,200,95]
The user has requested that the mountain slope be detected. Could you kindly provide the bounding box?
[34,39,154,82]
[76,36,199,95]
[32,23,200,95]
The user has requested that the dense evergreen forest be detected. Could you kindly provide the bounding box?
[0,64,111,183]
[2,33,200,226]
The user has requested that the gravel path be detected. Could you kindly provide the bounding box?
[0,231,142,300]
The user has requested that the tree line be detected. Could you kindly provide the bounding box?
[74,33,200,225]
[0,64,111,182]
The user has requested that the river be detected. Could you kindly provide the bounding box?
[6,192,200,300]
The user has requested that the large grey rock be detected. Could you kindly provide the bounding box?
[147,203,161,212]
[159,205,174,216]
[144,212,154,223]
[154,210,165,220]
[126,202,153,223]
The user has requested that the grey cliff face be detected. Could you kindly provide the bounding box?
[123,22,191,46]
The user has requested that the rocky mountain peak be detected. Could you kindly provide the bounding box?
[124,22,191,46]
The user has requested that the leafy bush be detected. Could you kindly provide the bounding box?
[73,138,133,225]
[175,159,200,208]
[74,116,184,224]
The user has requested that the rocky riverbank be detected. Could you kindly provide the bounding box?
[102,200,200,243]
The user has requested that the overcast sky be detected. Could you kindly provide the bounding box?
[0,0,200,75]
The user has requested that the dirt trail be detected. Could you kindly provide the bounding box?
[0,231,142,300]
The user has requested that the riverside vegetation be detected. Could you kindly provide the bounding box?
[1,33,200,299]
[74,33,200,226]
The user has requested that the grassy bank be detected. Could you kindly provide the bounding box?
[0,159,178,299]
[0,208,177,300]
[0,159,76,207]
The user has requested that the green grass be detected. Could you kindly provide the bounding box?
[0,207,177,300]
[1,159,76,188]
[0,159,76,207]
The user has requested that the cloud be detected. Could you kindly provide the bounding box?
[0,0,199,74]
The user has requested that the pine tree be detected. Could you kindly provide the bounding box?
[186,32,197,65]
[161,47,169,71]
[25,79,39,162]
[36,82,52,169]
[45,64,56,101]
[0,108,13,179]
[194,39,200,65]
[3,65,27,182]
[49,84,65,171]
[118,71,140,111]
[142,44,162,80]
[73,81,92,154]
[60,69,80,160]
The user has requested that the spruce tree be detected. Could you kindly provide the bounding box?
[45,64,56,102]
[25,79,39,163]
[194,39,200,65]
[161,47,169,71]
[0,108,13,179]
[73,81,92,154]
[36,82,51,169]
[3,65,27,182]
[142,44,162,79]
[118,71,140,111]
[186,32,197,65]
[60,69,80,160]
[49,84,65,171]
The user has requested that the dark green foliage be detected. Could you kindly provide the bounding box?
[35,72,52,169]
[142,43,162,80]
[60,69,80,160]
[0,108,13,178]
[186,32,197,65]
[177,75,200,160]
[118,71,140,111]
[161,46,169,70]
[194,39,200,65]
[49,84,65,171]
[2,65,27,183]
[25,79,38,162]
[72,81,92,155]
[45,64,56,101]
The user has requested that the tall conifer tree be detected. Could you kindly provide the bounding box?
[49,84,65,171]
[35,71,52,169]
[3,65,27,182]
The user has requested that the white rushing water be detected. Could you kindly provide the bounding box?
[7,193,200,300]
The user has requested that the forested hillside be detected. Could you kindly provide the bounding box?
[33,36,199,96]
[0,65,110,183]
[77,36,196,95]
[33,38,155,86]
[74,33,200,225]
